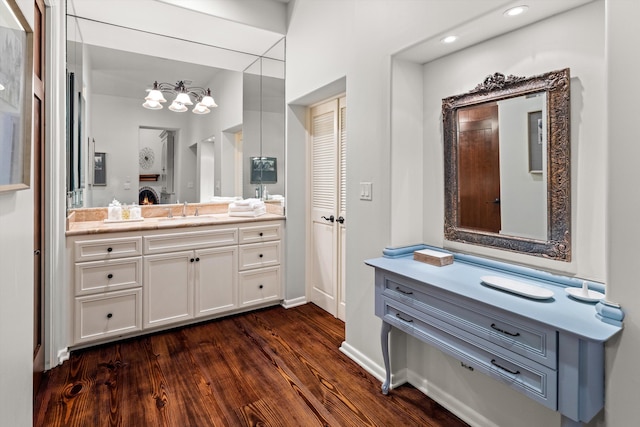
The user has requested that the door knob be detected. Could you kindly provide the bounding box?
[321,215,335,223]
[336,216,345,224]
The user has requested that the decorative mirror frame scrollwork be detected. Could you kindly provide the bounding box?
[442,68,571,261]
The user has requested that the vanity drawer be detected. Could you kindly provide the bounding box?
[383,299,557,411]
[143,227,238,254]
[383,275,557,369]
[239,266,281,306]
[75,257,142,295]
[74,288,142,344]
[238,241,280,271]
[238,222,281,244]
[74,236,142,262]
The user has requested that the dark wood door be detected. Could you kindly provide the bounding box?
[33,0,45,394]
[457,103,501,233]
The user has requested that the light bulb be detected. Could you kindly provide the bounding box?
[192,103,210,114]
[169,101,187,112]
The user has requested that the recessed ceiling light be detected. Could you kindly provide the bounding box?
[504,5,529,17]
[441,35,458,44]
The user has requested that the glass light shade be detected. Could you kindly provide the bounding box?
[145,89,166,103]
[175,92,193,105]
[168,101,188,112]
[200,95,218,108]
[142,99,163,110]
[0,83,4,91]
[192,103,210,115]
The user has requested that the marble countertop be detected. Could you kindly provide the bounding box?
[66,202,285,236]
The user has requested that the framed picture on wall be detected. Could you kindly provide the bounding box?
[93,152,106,185]
[250,156,277,184]
[0,0,32,192]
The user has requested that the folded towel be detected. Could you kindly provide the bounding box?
[228,206,267,217]
[210,196,241,204]
[233,198,262,206]
[229,199,265,211]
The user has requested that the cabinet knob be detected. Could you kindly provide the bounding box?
[106,313,113,319]
[107,273,113,279]
[190,258,195,262]
[259,254,264,258]
[107,247,113,253]
[259,232,263,237]
[259,284,264,289]
[195,257,200,262]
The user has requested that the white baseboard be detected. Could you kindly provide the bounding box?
[339,340,408,390]
[57,347,70,365]
[281,296,307,309]
[406,369,497,427]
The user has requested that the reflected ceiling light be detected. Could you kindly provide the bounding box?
[0,83,4,91]
[440,35,458,44]
[504,5,529,17]
[142,80,218,114]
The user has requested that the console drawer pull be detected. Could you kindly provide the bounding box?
[491,359,520,375]
[491,323,520,337]
[396,313,413,323]
[395,286,413,295]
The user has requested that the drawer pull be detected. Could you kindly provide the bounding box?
[395,286,413,295]
[107,274,113,279]
[259,232,263,237]
[259,254,264,258]
[106,313,113,319]
[491,359,520,375]
[107,247,113,253]
[396,313,413,323]
[490,323,521,337]
[259,284,264,289]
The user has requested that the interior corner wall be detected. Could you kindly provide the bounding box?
[390,58,424,248]
[604,0,640,425]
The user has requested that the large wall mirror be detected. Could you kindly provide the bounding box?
[443,68,571,261]
[65,0,285,208]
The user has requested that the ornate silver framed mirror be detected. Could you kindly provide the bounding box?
[442,68,571,261]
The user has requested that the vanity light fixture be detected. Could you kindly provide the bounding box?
[0,83,4,90]
[142,80,218,114]
[440,35,458,44]
[504,5,529,17]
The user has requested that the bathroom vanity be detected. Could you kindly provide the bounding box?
[367,245,623,426]
[66,204,284,348]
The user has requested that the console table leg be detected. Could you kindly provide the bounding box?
[381,321,392,395]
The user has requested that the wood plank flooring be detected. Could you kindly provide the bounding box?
[34,303,468,426]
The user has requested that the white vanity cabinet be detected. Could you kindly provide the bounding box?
[67,218,284,347]
[238,222,282,307]
[142,227,238,328]
[72,235,143,344]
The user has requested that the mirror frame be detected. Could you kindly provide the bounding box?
[442,68,571,261]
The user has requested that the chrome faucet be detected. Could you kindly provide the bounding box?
[182,201,188,217]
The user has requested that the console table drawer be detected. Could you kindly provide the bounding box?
[383,275,557,369]
[384,300,557,411]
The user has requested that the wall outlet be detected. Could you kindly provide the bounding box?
[360,182,372,201]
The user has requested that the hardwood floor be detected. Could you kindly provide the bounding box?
[34,303,468,426]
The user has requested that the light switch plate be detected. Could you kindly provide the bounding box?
[360,182,372,201]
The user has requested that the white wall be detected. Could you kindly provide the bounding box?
[286,1,627,426]
[1,1,34,425]
[605,0,640,425]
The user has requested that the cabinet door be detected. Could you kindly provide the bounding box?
[195,246,238,317]
[144,251,193,328]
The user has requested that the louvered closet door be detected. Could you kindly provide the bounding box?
[310,97,347,320]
